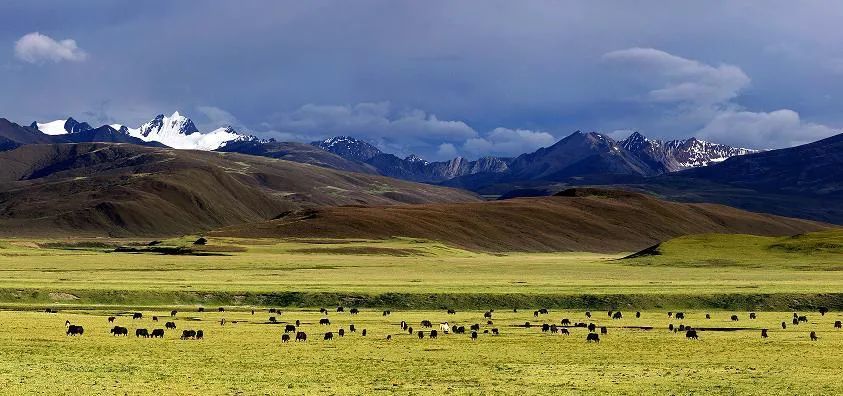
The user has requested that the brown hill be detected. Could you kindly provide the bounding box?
[0,143,479,237]
[211,188,828,253]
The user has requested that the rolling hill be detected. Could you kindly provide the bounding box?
[0,143,479,237]
[210,188,827,253]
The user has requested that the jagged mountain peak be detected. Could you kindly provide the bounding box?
[620,131,759,172]
[312,136,383,162]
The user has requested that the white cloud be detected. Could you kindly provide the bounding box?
[274,102,477,142]
[603,47,749,105]
[196,105,246,131]
[697,109,836,149]
[605,47,838,148]
[436,143,458,159]
[14,32,87,63]
[463,127,556,157]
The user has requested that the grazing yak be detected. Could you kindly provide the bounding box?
[730,315,739,322]
[705,314,711,319]
[607,310,613,318]
[541,324,550,332]
[471,331,478,341]
[383,310,391,316]
[152,316,158,322]
[588,323,596,332]
[761,329,768,338]
[585,311,591,318]
[819,307,829,316]
[539,308,548,314]
[749,312,757,320]
[319,318,331,325]
[336,307,344,313]
[285,324,296,333]
[417,331,424,339]
[400,321,408,330]
[792,318,799,326]
[561,318,571,326]
[408,327,414,334]
[108,316,116,323]
[362,329,367,336]
[320,308,328,314]
[560,328,570,335]
[110,326,128,336]
[151,329,165,338]
[781,322,787,329]
[136,329,150,338]
[484,311,493,319]
[586,333,600,342]
[421,320,433,328]
[550,324,558,333]
[171,310,178,317]
[269,317,277,323]
[447,309,456,315]
[350,308,359,315]
[269,308,277,313]
[600,327,608,335]
[133,312,143,319]
[66,325,84,336]
[533,311,540,318]
[198,307,205,312]
[454,326,466,334]
[296,332,307,342]
[338,329,345,337]
[685,329,698,340]
[668,312,673,318]
[439,323,450,333]
[281,334,291,343]
[612,312,623,320]
[798,316,808,323]
[810,331,818,341]
[218,307,225,312]
[635,312,641,318]
[181,330,196,339]
[492,328,499,335]
[834,321,842,329]
[675,312,685,320]
[296,320,301,327]
[349,325,356,333]
[669,324,674,331]
[470,323,481,331]
[430,330,438,339]
[165,322,177,329]
[196,330,204,339]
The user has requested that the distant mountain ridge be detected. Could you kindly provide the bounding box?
[620,131,758,173]
[30,111,258,150]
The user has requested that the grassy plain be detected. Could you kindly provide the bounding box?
[1,308,842,395]
[0,231,841,394]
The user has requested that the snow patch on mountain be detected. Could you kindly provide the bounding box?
[36,119,69,135]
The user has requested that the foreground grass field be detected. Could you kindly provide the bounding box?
[1,308,842,395]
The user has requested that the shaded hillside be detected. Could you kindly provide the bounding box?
[0,118,55,145]
[210,188,827,253]
[0,143,479,237]
[217,139,377,174]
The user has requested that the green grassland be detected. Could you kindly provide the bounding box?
[0,231,842,394]
[1,308,842,395]
[0,231,842,310]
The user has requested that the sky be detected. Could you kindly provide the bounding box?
[2,0,842,160]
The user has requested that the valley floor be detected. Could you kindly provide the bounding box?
[0,233,841,394]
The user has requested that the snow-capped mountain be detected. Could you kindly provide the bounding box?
[312,136,383,162]
[35,117,93,135]
[620,131,758,173]
[35,112,250,150]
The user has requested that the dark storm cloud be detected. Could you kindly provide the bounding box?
[1,0,842,159]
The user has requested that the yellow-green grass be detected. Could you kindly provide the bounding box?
[1,232,843,310]
[1,308,842,395]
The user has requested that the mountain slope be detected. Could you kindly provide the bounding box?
[0,143,479,237]
[61,125,168,147]
[0,118,55,145]
[210,188,826,253]
[217,139,378,174]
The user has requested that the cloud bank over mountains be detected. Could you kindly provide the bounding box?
[2,1,840,159]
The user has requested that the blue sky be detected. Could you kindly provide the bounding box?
[2,0,842,160]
